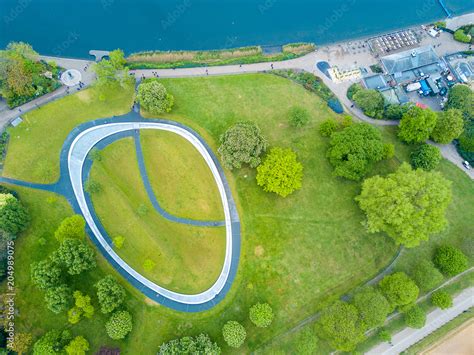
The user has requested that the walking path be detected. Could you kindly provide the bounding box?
[0,112,241,312]
[367,287,474,355]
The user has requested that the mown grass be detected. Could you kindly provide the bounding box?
[140,130,224,221]
[89,137,226,294]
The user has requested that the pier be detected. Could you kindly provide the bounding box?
[89,50,110,61]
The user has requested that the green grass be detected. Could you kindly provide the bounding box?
[140,130,224,221]
[3,83,135,183]
[89,137,226,294]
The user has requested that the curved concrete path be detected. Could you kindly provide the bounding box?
[0,113,240,312]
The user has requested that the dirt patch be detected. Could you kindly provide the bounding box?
[423,320,474,355]
[254,245,265,257]
[144,297,161,306]
[76,90,92,102]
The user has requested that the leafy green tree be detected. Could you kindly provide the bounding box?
[137,79,174,114]
[249,302,274,328]
[459,121,474,152]
[327,123,386,180]
[294,328,318,355]
[52,239,96,275]
[379,272,419,311]
[95,275,126,314]
[6,42,38,60]
[106,311,133,340]
[434,245,468,276]
[222,321,246,348]
[431,290,453,309]
[384,104,408,120]
[353,89,385,118]
[410,144,441,171]
[356,163,452,247]
[33,329,72,355]
[10,332,33,355]
[383,143,395,159]
[54,215,86,243]
[288,106,310,127]
[447,85,473,119]
[65,336,90,355]
[352,287,391,329]
[158,334,220,355]
[73,291,95,318]
[347,83,362,100]
[319,118,339,137]
[317,300,366,352]
[109,49,127,70]
[398,106,437,143]
[45,284,72,314]
[378,329,391,342]
[0,194,29,235]
[93,49,130,88]
[454,29,471,43]
[410,260,443,292]
[256,147,303,197]
[431,109,464,144]
[30,259,62,290]
[404,305,426,328]
[113,235,125,249]
[218,122,267,169]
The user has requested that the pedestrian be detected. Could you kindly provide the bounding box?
[18,108,22,113]
[271,63,274,69]
[206,69,209,75]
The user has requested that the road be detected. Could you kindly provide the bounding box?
[367,287,474,355]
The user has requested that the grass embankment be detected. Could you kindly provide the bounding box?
[89,137,226,294]
[126,43,315,69]
[140,130,224,221]
[3,83,135,183]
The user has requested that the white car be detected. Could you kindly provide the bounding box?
[462,161,471,170]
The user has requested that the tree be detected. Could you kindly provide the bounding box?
[433,245,468,276]
[0,195,29,235]
[378,329,391,342]
[33,329,72,355]
[410,144,441,171]
[93,49,130,88]
[384,104,408,120]
[431,290,453,309]
[113,235,125,249]
[52,239,96,275]
[256,147,303,197]
[347,83,362,100]
[45,284,72,314]
[137,79,174,114]
[327,123,386,181]
[352,287,391,329]
[459,121,474,152]
[95,275,126,314]
[356,163,452,247]
[65,336,90,355]
[218,122,267,169]
[105,311,133,340]
[109,49,126,70]
[72,291,95,319]
[158,334,220,355]
[353,89,385,118]
[404,305,426,329]
[379,272,419,311]
[9,332,32,354]
[6,42,38,60]
[294,328,318,355]
[447,85,473,119]
[410,260,443,292]
[431,109,464,144]
[222,321,246,348]
[398,106,437,143]
[54,215,86,243]
[454,29,471,43]
[288,106,310,127]
[317,300,366,352]
[30,259,62,290]
[319,118,339,137]
[249,302,274,328]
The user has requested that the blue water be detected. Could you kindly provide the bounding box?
[1,0,473,58]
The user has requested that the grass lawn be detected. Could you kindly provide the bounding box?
[140,129,224,221]
[3,73,473,354]
[3,83,135,183]
[89,137,226,294]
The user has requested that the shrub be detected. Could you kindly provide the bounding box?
[383,143,395,159]
[410,144,441,171]
[434,245,468,276]
[378,329,391,342]
[288,106,310,127]
[404,305,426,329]
[105,311,133,340]
[353,89,385,118]
[137,79,174,114]
[410,260,443,292]
[431,290,453,309]
[113,235,125,249]
[158,334,220,354]
[218,122,267,170]
[54,215,86,243]
[65,336,90,355]
[319,118,339,137]
[454,29,471,43]
[347,83,363,100]
[85,180,101,194]
[249,302,274,328]
[222,321,246,348]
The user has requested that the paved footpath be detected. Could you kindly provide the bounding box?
[367,287,474,355]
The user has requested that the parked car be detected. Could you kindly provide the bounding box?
[462,161,471,170]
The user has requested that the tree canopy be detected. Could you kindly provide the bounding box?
[54,215,86,243]
[65,336,90,355]
[319,118,339,137]
[352,287,391,329]
[222,321,246,348]
[433,245,468,276]
[93,48,130,88]
[353,89,385,118]
[410,260,443,292]
[256,147,303,197]
[158,334,220,355]
[404,305,426,329]
[379,272,419,311]
[0,194,29,236]
[52,239,96,275]
[431,109,464,144]
[431,290,453,309]
[356,163,452,247]
[136,79,174,114]
[30,258,62,290]
[327,123,387,181]
[33,329,72,355]
[95,275,126,314]
[249,302,274,328]
[447,85,473,119]
[317,300,366,352]
[410,144,441,171]
[218,122,267,169]
[398,106,437,143]
[44,284,72,314]
[106,311,133,340]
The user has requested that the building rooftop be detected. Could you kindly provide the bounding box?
[381,46,440,75]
